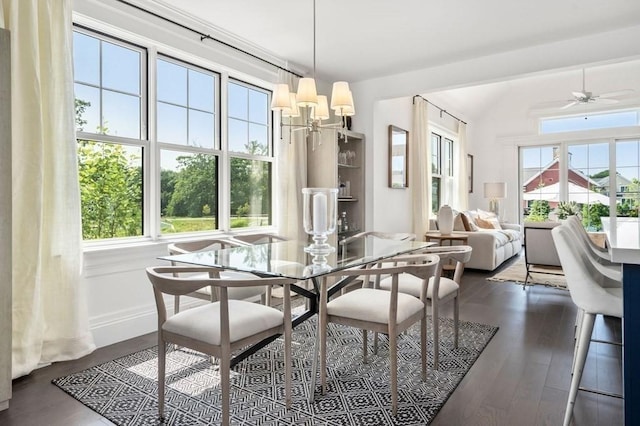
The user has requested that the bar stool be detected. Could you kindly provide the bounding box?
[551,224,623,426]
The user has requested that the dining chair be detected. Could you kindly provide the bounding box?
[318,253,440,416]
[146,265,296,426]
[338,231,416,291]
[379,245,473,369]
[551,225,623,426]
[167,238,269,313]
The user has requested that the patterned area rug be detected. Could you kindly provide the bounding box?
[487,257,566,289]
[53,316,498,425]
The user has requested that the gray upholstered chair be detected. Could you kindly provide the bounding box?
[318,253,440,416]
[167,238,268,312]
[523,221,563,288]
[380,245,473,369]
[552,225,623,426]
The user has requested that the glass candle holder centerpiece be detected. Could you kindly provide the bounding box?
[302,187,338,254]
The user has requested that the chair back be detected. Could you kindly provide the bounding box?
[336,253,440,300]
[551,225,622,317]
[419,245,472,283]
[167,238,241,256]
[229,233,287,246]
[566,215,610,257]
[339,231,415,247]
[146,266,295,322]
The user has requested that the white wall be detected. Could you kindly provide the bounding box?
[74,0,640,348]
[352,24,640,234]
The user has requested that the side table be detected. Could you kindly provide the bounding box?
[424,232,469,275]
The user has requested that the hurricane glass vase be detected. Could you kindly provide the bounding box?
[302,187,338,254]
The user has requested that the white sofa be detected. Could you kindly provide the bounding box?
[429,215,523,271]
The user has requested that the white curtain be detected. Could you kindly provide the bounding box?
[275,69,307,241]
[454,121,469,210]
[411,97,432,237]
[1,0,95,378]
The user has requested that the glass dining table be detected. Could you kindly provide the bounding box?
[159,237,433,401]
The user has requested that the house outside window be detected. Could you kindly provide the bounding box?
[519,111,640,230]
[73,27,273,242]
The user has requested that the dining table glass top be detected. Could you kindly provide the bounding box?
[159,239,433,280]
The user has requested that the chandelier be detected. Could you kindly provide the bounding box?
[270,0,355,148]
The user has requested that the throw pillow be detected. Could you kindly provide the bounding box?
[475,217,497,229]
[459,212,472,231]
[464,210,480,231]
[476,209,502,230]
[453,213,466,231]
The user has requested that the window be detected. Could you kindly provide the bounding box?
[74,29,146,240]
[73,27,273,242]
[540,109,639,134]
[157,56,219,235]
[431,132,455,212]
[520,140,640,230]
[431,133,442,212]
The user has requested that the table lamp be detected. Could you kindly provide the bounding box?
[484,182,506,218]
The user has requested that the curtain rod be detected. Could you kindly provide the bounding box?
[413,95,467,125]
[114,0,303,79]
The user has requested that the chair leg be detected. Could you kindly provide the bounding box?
[389,327,398,416]
[220,349,231,426]
[173,295,180,314]
[284,318,292,408]
[571,308,585,373]
[158,339,166,419]
[421,315,427,380]
[362,329,369,364]
[524,264,531,289]
[264,285,272,307]
[453,296,459,349]
[564,312,595,426]
[432,300,440,370]
[373,331,379,355]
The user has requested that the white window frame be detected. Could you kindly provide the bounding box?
[74,25,276,248]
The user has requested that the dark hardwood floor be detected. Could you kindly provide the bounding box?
[0,255,623,425]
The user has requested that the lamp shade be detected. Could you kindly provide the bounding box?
[335,90,355,116]
[271,84,292,110]
[330,81,353,110]
[312,95,330,121]
[296,78,318,106]
[282,93,300,118]
[484,182,506,199]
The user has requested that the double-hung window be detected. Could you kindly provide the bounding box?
[73,28,146,240]
[157,56,219,234]
[73,27,274,242]
[431,131,455,212]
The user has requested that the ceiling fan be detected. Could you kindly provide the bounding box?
[532,68,634,111]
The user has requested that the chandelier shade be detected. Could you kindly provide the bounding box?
[271,0,355,147]
[271,84,292,110]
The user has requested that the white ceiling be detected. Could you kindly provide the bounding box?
[150,0,640,83]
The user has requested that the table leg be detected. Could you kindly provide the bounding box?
[308,276,322,403]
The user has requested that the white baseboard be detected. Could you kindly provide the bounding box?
[89,298,206,348]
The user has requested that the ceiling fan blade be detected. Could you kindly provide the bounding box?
[572,91,587,98]
[560,101,578,110]
[593,98,619,105]
[598,89,635,98]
